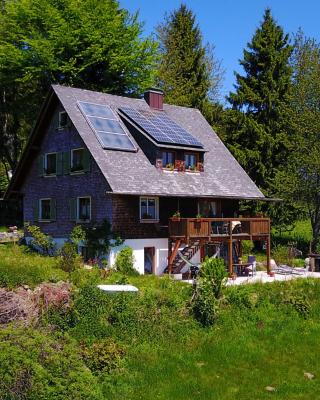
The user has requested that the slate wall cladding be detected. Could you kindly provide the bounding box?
[21,104,112,237]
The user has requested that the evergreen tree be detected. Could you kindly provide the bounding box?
[226,8,293,192]
[275,32,320,251]
[156,4,223,111]
[0,0,157,173]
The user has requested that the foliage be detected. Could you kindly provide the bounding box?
[24,222,56,256]
[275,31,320,251]
[191,257,227,326]
[0,327,103,399]
[172,210,181,218]
[242,240,254,255]
[58,241,83,273]
[0,0,158,170]
[114,246,137,276]
[225,9,293,194]
[70,225,86,247]
[272,244,289,265]
[0,244,66,288]
[199,257,227,298]
[81,339,125,374]
[156,4,223,112]
[84,219,123,260]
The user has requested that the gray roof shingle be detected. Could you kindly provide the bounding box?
[52,85,264,199]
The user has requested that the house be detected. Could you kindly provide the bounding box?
[5,85,272,276]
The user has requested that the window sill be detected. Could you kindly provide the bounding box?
[140,219,159,224]
[70,170,85,175]
[44,174,57,178]
[76,219,91,223]
[38,219,52,223]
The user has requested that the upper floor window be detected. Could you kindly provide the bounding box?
[162,151,175,169]
[58,111,68,129]
[38,198,56,221]
[44,153,57,175]
[140,197,159,222]
[77,196,91,222]
[71,148,85,173]
[184,153,197,170]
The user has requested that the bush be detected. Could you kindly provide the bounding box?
[242,240,254,255]
[191,281,219,327]
[272,244,289,265]
[58,241,83,273]
[0,327,103,400]
[199,257,227,298]
[81,338,125,374]
[24,223,56,256]
[114,247,137,276]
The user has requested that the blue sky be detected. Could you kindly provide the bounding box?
[120,0,320,102]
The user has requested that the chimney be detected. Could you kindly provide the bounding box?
[144,88,164,110]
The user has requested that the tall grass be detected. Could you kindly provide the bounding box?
[0,244,66,288]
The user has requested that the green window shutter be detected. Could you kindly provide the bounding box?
[37,155,44,177]
[50,198,56,221]
[63,151,71,174]
[69,198,77,221]
[33,200,39,222]
[56,152,63,176]
[83,149,91,172]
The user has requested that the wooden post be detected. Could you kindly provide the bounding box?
[168,239,181,274]
[228,221,233,277]
[168,238,172,274]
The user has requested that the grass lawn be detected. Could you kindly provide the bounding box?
[0,244,319,399]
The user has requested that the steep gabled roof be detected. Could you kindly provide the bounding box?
[6,84,265,200]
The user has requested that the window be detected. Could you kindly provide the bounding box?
[77,197,91,221]
[162,151,175,168]
[58,111,68,129]
[71,148,85,172]
[44,153,57,175]
[39,199,51,221]
[140,197,159,221]
[184,153,197,170]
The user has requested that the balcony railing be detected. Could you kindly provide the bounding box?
[169,217,270,240]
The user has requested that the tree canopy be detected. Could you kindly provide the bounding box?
[156,4,223,112]
[0,0,158,173]
[226,8,293,192]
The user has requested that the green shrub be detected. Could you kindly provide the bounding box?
[200,257,227,298]
[114,247,138,276]
[24,223,56,255]
[242,240,254,255]
[272,244,289,265]
[0,327,103,400]
[58,241,83,273]
[191,281,219,327]
[81,338,125,374]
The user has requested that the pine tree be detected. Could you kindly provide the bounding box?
[156,4,223,111]
[226,8,293,192]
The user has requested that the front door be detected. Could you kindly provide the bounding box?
[144,247,155,274]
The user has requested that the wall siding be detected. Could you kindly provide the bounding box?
[21,104,112,237]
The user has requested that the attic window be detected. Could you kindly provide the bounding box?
[58,111,68,129]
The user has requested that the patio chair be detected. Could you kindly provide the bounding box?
[247,255,257,276]
[271,259,308,276]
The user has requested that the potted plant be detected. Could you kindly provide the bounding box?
[171,211,181,221]
[196,213,202,220]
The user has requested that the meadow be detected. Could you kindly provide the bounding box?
[0,243,319,399]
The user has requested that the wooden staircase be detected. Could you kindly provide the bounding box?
[171,241,201,274]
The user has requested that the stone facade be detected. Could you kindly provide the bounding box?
[21,104,112,237]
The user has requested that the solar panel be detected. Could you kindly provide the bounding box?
[119,106,203,148]
[78,101,136,151]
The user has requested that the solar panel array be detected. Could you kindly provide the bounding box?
[119,107,203,148]
[77,101,136,151]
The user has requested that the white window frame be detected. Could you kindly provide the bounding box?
[58,111,68,129]
[140,196,159,222]
[77,196,91,222]
[71,148,85,173]
[39,198,51,222]
[44,152,57,176]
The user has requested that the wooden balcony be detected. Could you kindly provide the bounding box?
[168,217,272,276]
[169,217,270,241]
